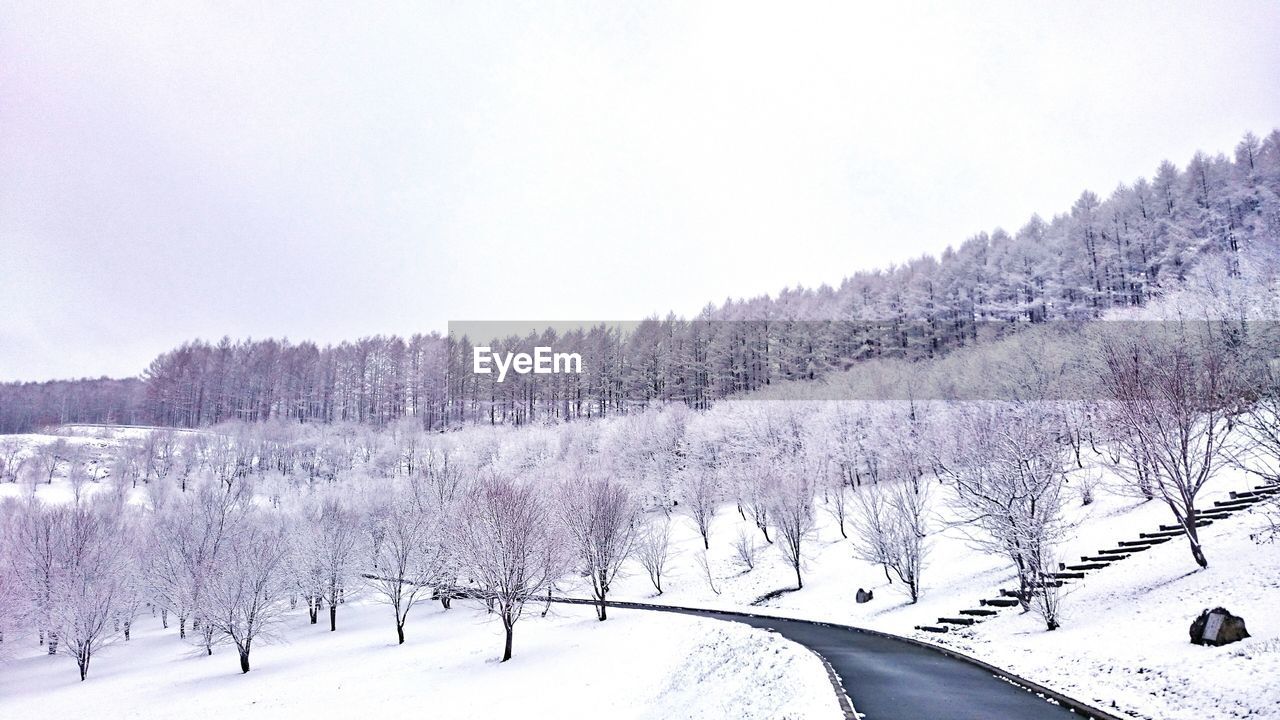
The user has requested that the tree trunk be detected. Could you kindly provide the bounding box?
[396,622,405,645]
[239,643,251,673]
[502,622,514,662]
[1185,521,1209,568]
[795,565,803,590]
[330,604,337,631]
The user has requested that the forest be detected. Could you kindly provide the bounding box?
[2,130,1278,435]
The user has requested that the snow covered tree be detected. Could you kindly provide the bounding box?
[451,475,562,661]
[363,492,442,644]
[55,499,131,680]
[634,515,672,595]
[768,463,816,589]
[299,496,361,631]
[557,473,639,621]
[200,510,291,673]
[938,403,1069,629]
[1099,324,1242,568]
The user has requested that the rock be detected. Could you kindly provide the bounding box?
[856,588,874,604]
[1190,607,1250,647]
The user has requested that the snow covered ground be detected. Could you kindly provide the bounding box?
[0,592,843,720]
[5,426,1277,720]
[592,464,1280,720]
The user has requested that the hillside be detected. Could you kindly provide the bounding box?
[3,130,1278,434]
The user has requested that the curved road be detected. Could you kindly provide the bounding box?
[552,598,1099,720]
[671,608,1081,720]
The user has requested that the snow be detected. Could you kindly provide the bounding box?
[0,592,843,720]
[590,463,1280,720]
[6,425,1278,720]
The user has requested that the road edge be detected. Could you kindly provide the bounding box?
[550,595,1132,720]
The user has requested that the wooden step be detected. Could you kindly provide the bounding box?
[1192,510,1232,520]
[1140,528,1185,539]
[1066,562,1110,571]
[960,608,998,617]
[1029,580,1064,588]
[1050,571,1085,580]
[1230,489,1276,500]
[981,597,1020,608]
[1159,520,1211,532]
[1214,498,1258,510]
[916,625,950,633]
[1082,554,1128,563]
[939,616,976,626]
[1119,537,1169,547]
[1098,547,1142,556]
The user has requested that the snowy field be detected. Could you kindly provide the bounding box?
[586,465,1280,720]
[3,427,1278,720]
[0,588,842,720]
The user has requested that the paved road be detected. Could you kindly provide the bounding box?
[676,608,1081,720]
[553,597,1092,720]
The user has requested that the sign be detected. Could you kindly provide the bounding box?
[1202,611,1225,642]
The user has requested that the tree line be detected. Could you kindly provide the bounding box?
[2,276,1278,681]
[2,130,1278,435]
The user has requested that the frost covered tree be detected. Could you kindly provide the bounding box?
[768,464,816,589]
[200,510,291,673]
[1099,324,1242,568]
[55,499,131,680]
[938,404,1069,629]
[300,496,361,631]
[557,473,638,621]
[7,499,66,653]
[634,516,672,595]
[363,493,442,644]
[451,475,562,661]
[150,482,251,646]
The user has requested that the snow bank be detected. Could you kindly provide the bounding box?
[0,596,843,720]
[644,622,844,720]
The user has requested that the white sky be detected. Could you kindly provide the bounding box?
[2,1,1278,381]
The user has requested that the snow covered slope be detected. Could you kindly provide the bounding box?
[0,595,843,720]
[596,465,1279,720]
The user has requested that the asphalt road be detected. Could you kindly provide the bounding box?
[551,596,1091,720]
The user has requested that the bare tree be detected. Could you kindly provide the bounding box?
[938,404,1069,630]
[363,494,441,644]
[451,475,562,661]
[634,516,672,594]
[558,473,638,621]
[0,439,27,483]
[300,496,361,631]
[1099,325,1241,568]
[35,439,68,485]
[768,465,816,589]
[7,500,66,654]
[681,470,719,550]
[200,510,292,673]
[150,482,251,646]
[731,527,757,572]
[56,499,130,680]
[850,480,929,603]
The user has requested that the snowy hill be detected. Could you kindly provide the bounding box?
[591,461,1280,720]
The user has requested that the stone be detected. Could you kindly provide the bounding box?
[1190,607,1250,647]
[856,588,874,604]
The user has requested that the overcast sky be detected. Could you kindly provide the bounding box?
[2,1,1278,381]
